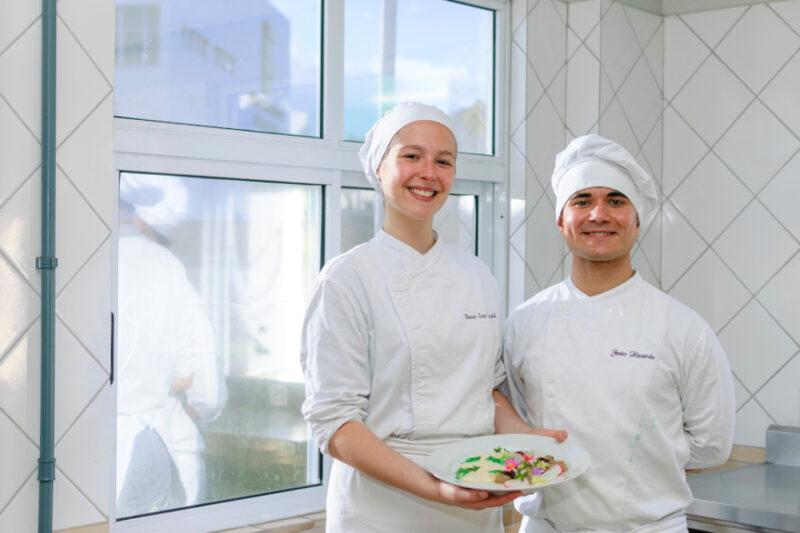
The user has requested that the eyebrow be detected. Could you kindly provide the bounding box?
[400,144,456,158]
[569,190,629,200]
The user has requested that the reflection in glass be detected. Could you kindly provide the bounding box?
[340,187,477,255]
[344,0,495,154]
[114,0,322,137]
[117,173,322,517]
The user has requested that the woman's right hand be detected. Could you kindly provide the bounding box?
[434,479,521,510]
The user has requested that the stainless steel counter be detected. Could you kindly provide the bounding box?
[687,463,800,532]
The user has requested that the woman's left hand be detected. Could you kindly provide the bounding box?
[528,427,568,442]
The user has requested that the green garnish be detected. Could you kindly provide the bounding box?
[487,456,505,465]
[455,466,480,480]
[464,456,481,463]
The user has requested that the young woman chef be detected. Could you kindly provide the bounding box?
[301,102,565,532]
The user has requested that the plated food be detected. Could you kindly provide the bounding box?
[455,447,568,488]
[426,434,589,493]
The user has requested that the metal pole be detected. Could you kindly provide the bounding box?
[37,0,58,531]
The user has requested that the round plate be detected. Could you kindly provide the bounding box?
[425,434,590,494]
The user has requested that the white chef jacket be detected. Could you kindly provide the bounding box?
[117,234,226,508]
[301,230,505,532]
[504,273,735,533]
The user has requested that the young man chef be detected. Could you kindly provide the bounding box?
[504,134,735,532]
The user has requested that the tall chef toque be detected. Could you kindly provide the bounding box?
[357,102,457,197]
[551,134,660,229]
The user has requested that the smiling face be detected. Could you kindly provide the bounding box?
[558,187,640,263]
[376,120,456,227]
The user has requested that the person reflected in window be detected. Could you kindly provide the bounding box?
[116,175,227,516]
[300,102,565,532]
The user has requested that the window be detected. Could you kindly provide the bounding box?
[341,188,478,255]
[343,0,495,154]
[113,1,505,530]
[117,173,322,519]
[114,0,322,136]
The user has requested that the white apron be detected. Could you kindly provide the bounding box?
[302,231,504,532]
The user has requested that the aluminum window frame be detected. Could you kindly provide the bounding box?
[110,0,509,530]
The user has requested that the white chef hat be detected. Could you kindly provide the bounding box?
[551,134,660,228]
[357,102,457,196]
[119,173,188,232]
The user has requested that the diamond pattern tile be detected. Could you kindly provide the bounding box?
[632,248,658,286]
[0,410,37,511]
[567,29,582,60]
[641,117,663,186]
[772,0,800,34]
[56,385,112,515]
[58,0,115,82]
[715,100,800,194]
[734,399,772,447]
[624,5,661,49]
[669,250,750,332]
[0,254,38,358]
[670,152,752,242]
[0,0,40,54]
[568,0,600,40]
[53,466,105,530]
[526,98,565,187]
[760,152,800,242]
[549,68,567,124]
[566,46,600,136]
[680,5,746,50]
[672,56,752,145]
[664,16,708,102]
[601,2,640,91]
[640,205,662,281]
[0,97,39,208]
[0,19,42,141]
[661,201,707,290]
[714,201,798,292]
[716,5,800,93]
[733,376,750,410]
[525,58,545,117]
[0,319,107,446]
[528,0,566,88]
[756,353,800,426]
[662,106,706,196]
[0,318,39,444]
[526,197,563,287]
[719,300,798,392]
[0,472,37,533]
[57,95,115,225]
[599,97,639,158]
[55,17,111,145]
[0,171,41,291]
[508,245,526,312]
[618,55,662,145]
[759,253,800,345]
[510,44,527,134]
[643,26,664,91]
[762,52,800,139]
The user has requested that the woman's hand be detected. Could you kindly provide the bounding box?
[435,479,522,510]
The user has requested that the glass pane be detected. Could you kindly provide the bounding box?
[344,0,495,154]
[114,1,322,137]
[434,194,478,255]
[341,187,477,255]
[341,188,378,253]
[117,173,322,518]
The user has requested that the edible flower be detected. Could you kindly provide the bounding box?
[504,457,520,470]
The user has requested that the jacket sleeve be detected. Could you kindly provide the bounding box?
[500,315,531,423]
[680,322,736,469]
[300,277,370,454]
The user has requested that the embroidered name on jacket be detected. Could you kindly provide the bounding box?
[610,348,655,360]
[463,312,497,320]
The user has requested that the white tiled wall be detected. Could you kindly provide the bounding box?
[510,0,663,302]
[664,1,800,447]
[0,1,114,531]
[511,0,799,448]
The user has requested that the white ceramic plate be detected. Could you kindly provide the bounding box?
[426,434,590,494]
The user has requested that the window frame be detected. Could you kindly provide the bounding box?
[110,0,509,530]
